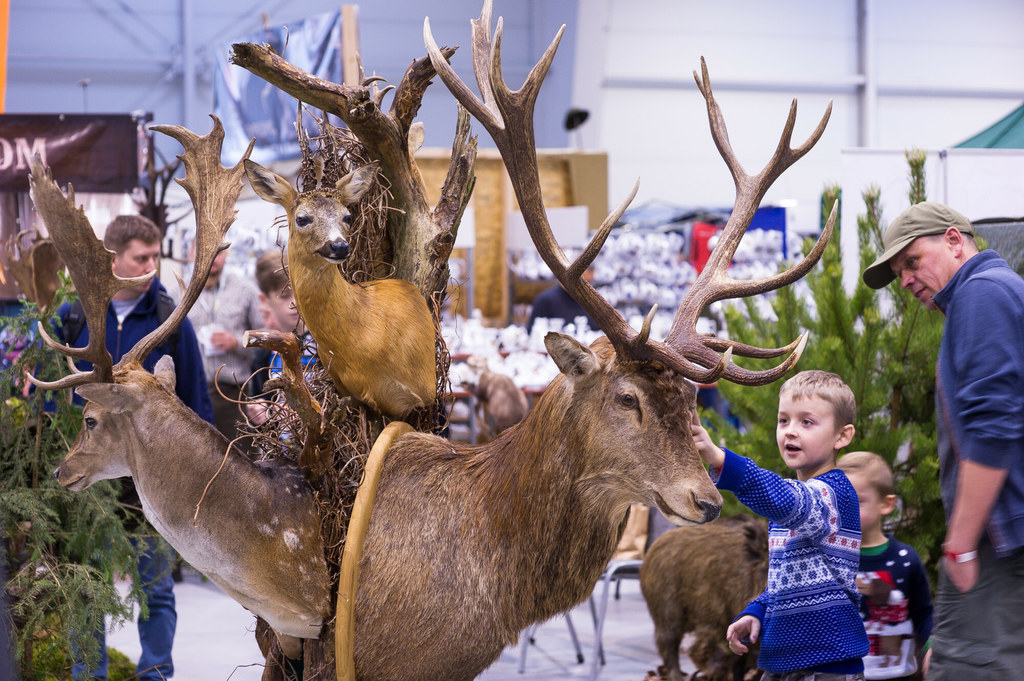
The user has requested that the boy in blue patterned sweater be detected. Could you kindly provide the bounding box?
[691,370,870,680]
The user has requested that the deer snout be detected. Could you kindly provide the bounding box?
[694,491,722,523]
[317,239,350,263]
[53,465,86,490]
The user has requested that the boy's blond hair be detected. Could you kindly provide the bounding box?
[255,248,289,296]
[779,369,856,429]
[837,451,895,497]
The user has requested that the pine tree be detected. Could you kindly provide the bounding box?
[2,285,145,680]
[705,152,946,577]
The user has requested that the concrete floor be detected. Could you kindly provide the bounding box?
[106,568,697,681]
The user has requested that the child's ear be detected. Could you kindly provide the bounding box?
[834,423,855,450]
[882,494,898,516]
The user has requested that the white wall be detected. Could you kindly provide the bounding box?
[840,148,1024,289]
[6,0,1024,250]
[571,0,1024,244]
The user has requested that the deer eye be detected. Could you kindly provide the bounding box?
[617,393,638,410]
[84,416,98,430]
[342,214,353,226]
[295,214,312,228]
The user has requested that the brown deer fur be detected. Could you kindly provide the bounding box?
[55,334,721,681]
[244,160,437,419]
[351,334,722,681]
[56,358,331,652]
[472,369,530,432]
[463,357,530,435]
[640,516,769,681]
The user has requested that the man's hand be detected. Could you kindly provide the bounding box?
[246,401,269,426]
[726,615,760,655]
[690,411,725,470]
[209,329,239,352]
[943,554,980,592]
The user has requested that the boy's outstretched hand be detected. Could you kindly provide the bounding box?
[690,410,726,470]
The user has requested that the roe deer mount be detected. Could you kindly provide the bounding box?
[244,160,438,420]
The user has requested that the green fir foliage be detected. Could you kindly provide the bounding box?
[703,152,946,581]
[2,283,144,680]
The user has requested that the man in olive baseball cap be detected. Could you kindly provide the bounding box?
[865,200,1024,681]
[862,201,975,290]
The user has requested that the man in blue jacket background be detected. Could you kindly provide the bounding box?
[59,214,214,681]
[863,201,1024,681]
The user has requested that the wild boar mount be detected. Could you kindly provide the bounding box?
[35,1,837,681]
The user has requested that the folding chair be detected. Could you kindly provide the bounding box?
[516,611,585,672]
[588,506,674,680]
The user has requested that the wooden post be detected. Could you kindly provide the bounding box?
[341,5,361,86]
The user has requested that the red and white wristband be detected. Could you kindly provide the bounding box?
[943,549,978,563]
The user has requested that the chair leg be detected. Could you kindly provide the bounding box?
[564,611,584,664]
[517,622,538,673]
[589,574,615,680]
[588,595,605,665]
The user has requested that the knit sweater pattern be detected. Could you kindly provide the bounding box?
[714,448,870,674]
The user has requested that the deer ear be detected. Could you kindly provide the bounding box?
[545,332,599,382]
[245,159,297,208]
[75,383,143,414]
[336,163,379,205]
[154,355,176,393]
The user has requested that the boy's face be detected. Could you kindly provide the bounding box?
[847,472,896,538]
[261,286,302,332]
[776,393,854,481]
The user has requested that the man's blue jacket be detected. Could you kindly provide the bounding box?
[57,277,214,424]
[934,249,1024,555]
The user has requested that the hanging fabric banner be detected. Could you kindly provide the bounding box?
[0,113,145,193]
[214,10,343,165]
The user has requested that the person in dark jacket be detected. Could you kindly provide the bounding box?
[58,214,213,681]
[863,201,1024,680]
[527,266,596,332]
[839,451,933,680]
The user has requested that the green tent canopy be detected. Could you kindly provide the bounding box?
[957,103,1024,148]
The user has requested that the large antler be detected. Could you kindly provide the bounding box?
[3,230,64,312]
[424,2,835,386]
[27,116,253,390]
[122,117,253,367]
[662,58,835,383]
[27,159,154,388]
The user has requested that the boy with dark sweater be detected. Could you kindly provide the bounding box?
[691,370,870,680]
[838,451,933,680]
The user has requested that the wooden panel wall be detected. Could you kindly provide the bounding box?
[416,148,607,325]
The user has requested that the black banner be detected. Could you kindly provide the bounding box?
[0,113,146,193]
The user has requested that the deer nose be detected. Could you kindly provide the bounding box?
[694,492,721,522]
[318,239,350,262]
[53,467,61,480]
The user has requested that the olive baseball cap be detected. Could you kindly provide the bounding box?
[862,201,975,289]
